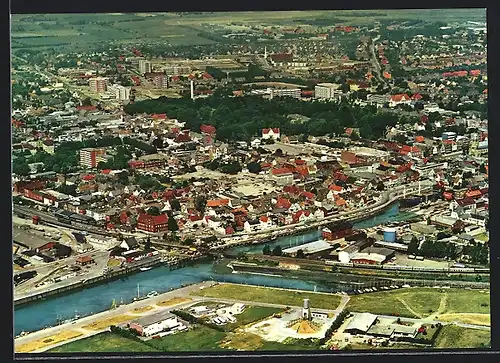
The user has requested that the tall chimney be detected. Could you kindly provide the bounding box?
[190,80,194,100]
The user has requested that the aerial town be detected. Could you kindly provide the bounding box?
[11,9,490,354]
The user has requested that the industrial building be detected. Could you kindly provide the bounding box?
[282,240,334,257]
[344,313,378,334]
[349,247,395,265]
[337,238,374,263]
[129,310,186,337]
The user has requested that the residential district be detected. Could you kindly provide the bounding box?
[11,10,489,354]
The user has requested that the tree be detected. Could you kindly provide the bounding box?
[408,237,419,255]
[13,162,31,176]
[296,249,305,259]
[247,161,262,174]
[147,206,161,216]
[194,195,207,213]
[272,245,282,256]
[168,215,179,233]
[82,97,92,106]
[262,245,271,255]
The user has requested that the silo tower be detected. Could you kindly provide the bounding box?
[302,298,311,320]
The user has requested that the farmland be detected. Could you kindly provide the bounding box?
[191,283,342,310]
[10,9,486,51]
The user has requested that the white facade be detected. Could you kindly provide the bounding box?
[110,84,131,101]
[270,88,301,99]
[315,83,342,100]
[338,251,351,263]
[139,59,152,74]
[142,317,182,337]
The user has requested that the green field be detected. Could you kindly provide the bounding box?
[346,288,490,318]
[225,306,283,330]
[48,332,159,353]
[191,283,342,310]
[147,326,227,352]
[434,325,490,349]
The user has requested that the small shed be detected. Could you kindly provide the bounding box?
[76,255,95,266]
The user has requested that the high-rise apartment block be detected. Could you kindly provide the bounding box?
[110,84,131,101]
[138,59,152,75]
[88,77,108,93]
[79,148,107,168]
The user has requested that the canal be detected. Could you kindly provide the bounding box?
[14,203,416,335]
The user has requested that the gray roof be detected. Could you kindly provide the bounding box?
[345,313,378,333]
[367,324,394,337]
[130,310,175,328]
[361,247,395,257]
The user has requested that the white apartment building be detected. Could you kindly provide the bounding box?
[138,59,152,74]
[109,84,131,101]
[315,83,342,100]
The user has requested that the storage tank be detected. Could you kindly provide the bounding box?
[383,227,397,242]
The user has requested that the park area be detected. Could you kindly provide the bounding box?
[346,288,490,324]
[191,283,342,310]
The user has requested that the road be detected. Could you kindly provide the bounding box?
[369,36,385,85]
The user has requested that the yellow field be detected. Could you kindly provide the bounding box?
[131,306,155,314]
[292,320,318,334]
[81,314,135,331]
[220,332,264,350]
[437,313,490,326]
[16,330,83,353]
[156,297,192,307]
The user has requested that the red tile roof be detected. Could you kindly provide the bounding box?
[300,191,315,199]
[137,213,169,225]
[272,168,294,175]
[262,128,280,134]
[206,199,230,208]
[391,94,411,102]
[329,184,342,192]
[259,216,269,223]
[275,198,291,209]
[200,124,216,135]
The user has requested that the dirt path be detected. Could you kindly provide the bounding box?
[396,297,422,319]
[426,293,448,321]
